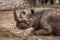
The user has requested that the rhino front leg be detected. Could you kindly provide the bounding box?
[35,10,52,35]
[32,28,52,35]
[33,15,52,35]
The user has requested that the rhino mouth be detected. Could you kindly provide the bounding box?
[17,21,30,29]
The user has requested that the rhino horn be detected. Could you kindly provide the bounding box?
[14,9,20,23]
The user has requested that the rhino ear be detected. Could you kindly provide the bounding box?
[31,9,34,14]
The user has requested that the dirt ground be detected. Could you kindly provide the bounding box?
[0,8,60,40]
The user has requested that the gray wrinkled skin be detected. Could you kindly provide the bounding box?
[32,9,60,36]
[14,8,60,36]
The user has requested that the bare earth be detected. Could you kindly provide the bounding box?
[0,8,60,40]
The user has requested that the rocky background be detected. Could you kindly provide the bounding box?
[0,0,60,10]
[0,0,60,40]
[0,0,29,10]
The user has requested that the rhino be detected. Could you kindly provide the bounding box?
[14,8,60,36]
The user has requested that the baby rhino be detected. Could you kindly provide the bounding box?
[14,8,60,36]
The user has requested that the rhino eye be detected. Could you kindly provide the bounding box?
[22,11,25,15]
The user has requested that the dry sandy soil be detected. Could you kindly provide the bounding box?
[0,8,60,40]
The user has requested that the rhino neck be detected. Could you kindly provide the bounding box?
[14,9,20,23]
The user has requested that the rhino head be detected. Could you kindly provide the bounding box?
[14,9,35,29]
